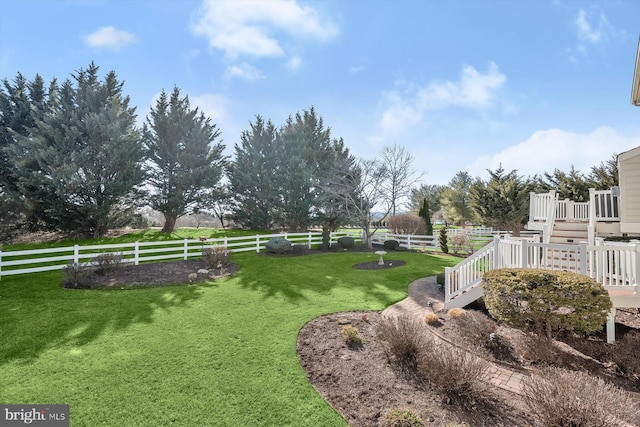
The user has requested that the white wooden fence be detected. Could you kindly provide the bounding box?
[445,237,640,305]
[0,231,361,278]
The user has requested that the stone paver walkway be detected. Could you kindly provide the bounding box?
[381,276,529,395]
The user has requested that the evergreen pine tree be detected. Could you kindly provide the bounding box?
[439,227,449,254]
[418,197,433,235]
[143,87,225,233]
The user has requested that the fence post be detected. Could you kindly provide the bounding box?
[224,237,228,248]
[74,245,80,264]
[134,242,140,266]
[0,246,3,280]
[520,239,528,268]
[407,234,412,250]
[183,239,188,260]
[308,231,312,249]
[579,242,588,275]
[256,235,260,253]
[492,236,500,269]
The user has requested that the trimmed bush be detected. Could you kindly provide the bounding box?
[483,268,612,338]
[337,236,355,249]
[381,408,424,427]
[384,239,400,251]
[522,367,635,427]
[202,246,230,269]
[265,237,292,254]
[387,214,426,235]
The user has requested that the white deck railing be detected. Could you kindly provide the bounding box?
[0,231,361,278]
[556,199,590,221]
[445,237,640,304]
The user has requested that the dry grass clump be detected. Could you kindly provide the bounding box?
[341,324,362,346]
[447,307,466,318]
[522,367,635,427]
[423,312,439,325]
[377,316,428,371]
[521,334,560,366]
[449,309,497,348]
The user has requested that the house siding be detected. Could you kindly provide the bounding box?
[619,146,640,233]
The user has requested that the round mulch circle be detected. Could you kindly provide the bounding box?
[353,260,406,270]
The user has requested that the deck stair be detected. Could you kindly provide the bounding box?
[549,221,588,245]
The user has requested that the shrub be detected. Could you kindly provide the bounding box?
[482,269,612,338]
[291,244,310,256]
[387,214,426,235]
[384,239,400,250]
[202,246,230,269]
[337,236,355,249]
[438,227,448,254]
[522,367,635,427]
[341,325,362,346]
[423,312,439,325]
[450,310,497,349]
[381,408,424,427]
[521,334,559,366]
[377,316,427,370]
[447,307,466,318]
[449,233,470,255]
[436,272,445,286]
[62,261,92,288]
[93,252,123,275]
[416,338,489,401]
[265,237,292,254]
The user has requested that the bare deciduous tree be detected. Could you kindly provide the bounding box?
[379,144,425,216]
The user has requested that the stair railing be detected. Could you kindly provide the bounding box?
[444,237,498,303]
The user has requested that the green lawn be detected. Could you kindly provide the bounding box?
[0,249,457,426]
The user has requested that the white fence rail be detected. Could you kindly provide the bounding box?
[370,232,438,249]
[445,237,640,304]
[0,231,360,278]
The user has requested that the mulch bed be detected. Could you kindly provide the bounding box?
[353,260,406,270]
[62,259,238,289]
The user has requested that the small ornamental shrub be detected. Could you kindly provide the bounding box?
[482,269,612,338]
[381,408,424,427]
[384,239,400,250]
[416,338,489,401]
[93,252,123,275]
[438,227,449,254]
[265,237,292,254]
[377,316,427,371]
[387,214,426,235]
[202,246,230,269]
[522,367,635,427]
[337,236,355,249]
[447,307,466,318]
[341,325,362,346]
[62,261,92,288]
[449,233,470,255]
[423,312,439,325]
[291,244,310,256]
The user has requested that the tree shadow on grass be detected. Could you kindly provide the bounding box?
[0,271,212,366]
[232,251,452,309]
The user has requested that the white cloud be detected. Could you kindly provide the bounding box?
[83,26,137,51]
[287,56,302,72]
[467,126,640,180]
[349,65,365,74]
[378,62,507,133]
[226,62,266,81]
[569,7,628,59]
[190,0,339,59]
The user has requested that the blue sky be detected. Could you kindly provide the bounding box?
[1,0,639,185]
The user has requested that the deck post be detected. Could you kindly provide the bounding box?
[520,239,528,268]
[606,307,616,344]
[578,242,587,275]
